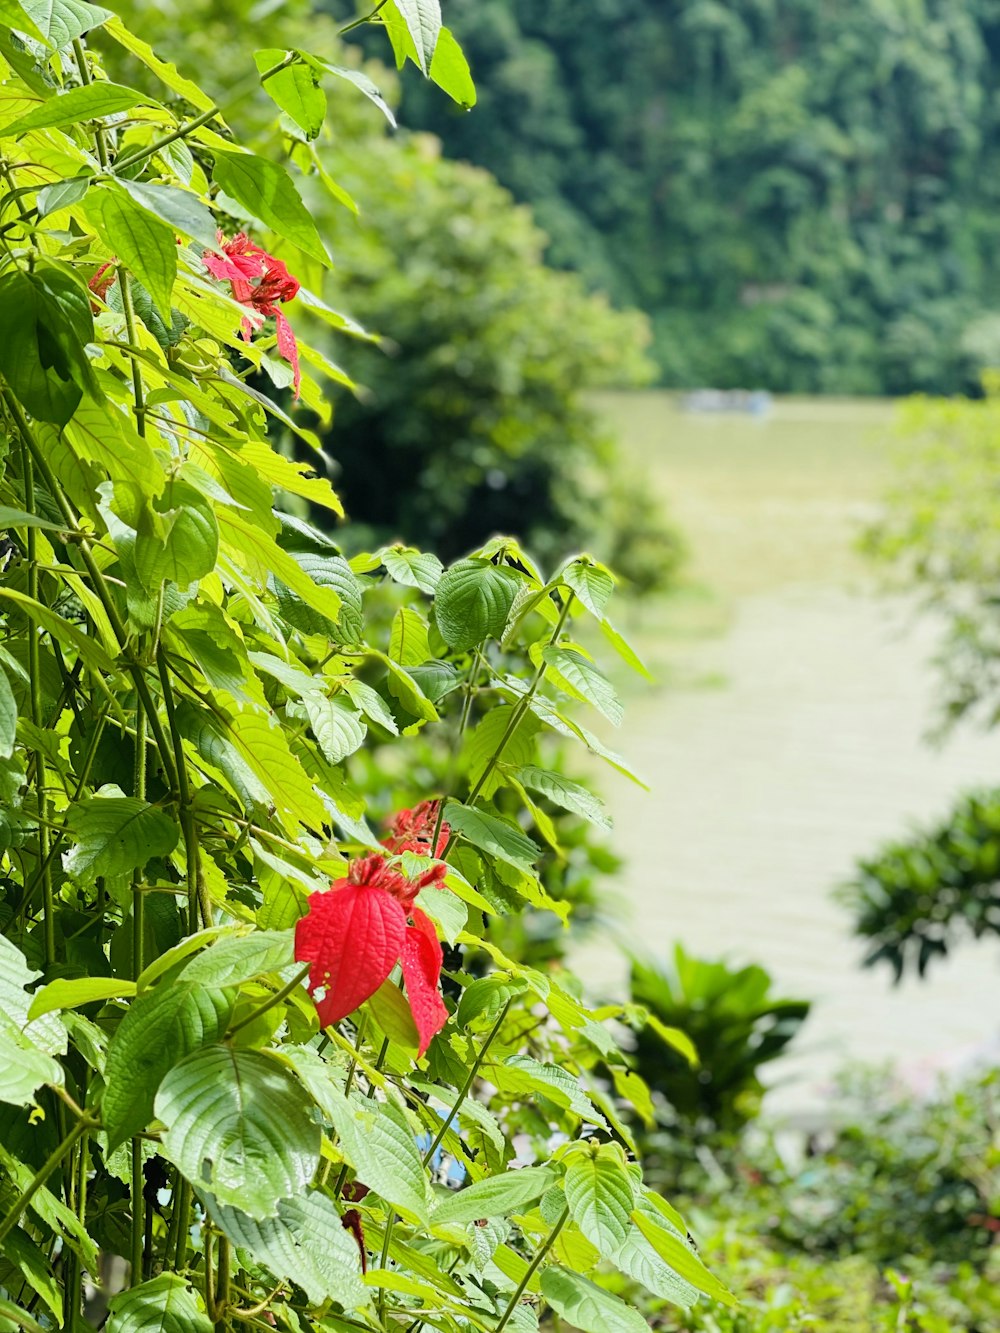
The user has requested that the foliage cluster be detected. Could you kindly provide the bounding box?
[103,0,672,585]
[383,0,1000,395]
[0,7,730,1333]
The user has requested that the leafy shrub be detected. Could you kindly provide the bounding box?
[628,948,810,1141]
[0,6,734,1333]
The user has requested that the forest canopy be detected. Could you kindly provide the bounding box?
[376,0,1000,395]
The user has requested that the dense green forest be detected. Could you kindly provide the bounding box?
[357,0,1000,395]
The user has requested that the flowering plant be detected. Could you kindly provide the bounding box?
[0,4,734,1333]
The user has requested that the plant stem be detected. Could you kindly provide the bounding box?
[72,38,109,170]
[494,1204,569,1333]
[0,1114,97,1248]
[445,591,575,855]
[157,647,210,930]
[129,702,147,1287]
[226,964,310,1038]
[421,1000,511,1168]
[117,272,146,436]
[172,1179,192,1270]
[214,1235,231,1330]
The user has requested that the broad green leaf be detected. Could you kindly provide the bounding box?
[303,694,367,764]
[564,1153,635,1257]
[0,264,94,425]
[273,552,362,642]
[0,665,14,759]
[106,1275,213,1333]
[432,1167,555,1227]
[102,981,233,1150]
[63,796,179,883]
[175,700,270,811]
[303,56,397,128]
[542,646,623,726]
[0,935,65,1053]
[514,766,612,831]
[645,1014,699,1066]
[389,606,431,666]
[445,802,538,873]
[344,678,398,735]
[0,505,69,534]
[0,1228,61,1322]
[393,0,441,72]
[0,0,43,39]
[600,617,653,680]
[135,926,235,990]
[212,150,328,264]
[207,1192,369,1310]
[103,15,214,110]
[27,976,136,1020]
[539,1267,649,1333]
[377,653,439,723]
[17,0,111,50]
[632,1208,737,1307]
[429,26,475,107]
[36,176,90,216]
[256,50,326,140]
[119,179,219,251]
[0,1011,63,1106]
[455,974,527,1030]
[156,1046,321,1218]
[496,1056,604,1125]
[182,930,295,987]
[133,480,219,589]
[562,559,615,618]
[380,546,442,593]
[0,80,145,135]
[414,885,466,942]
[86,186,177,323]
[610,1209,699,1309]
[323,1086,430,1223]
[435,558,522,650]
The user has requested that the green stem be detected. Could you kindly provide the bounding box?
[339,0,390,35]
[172,1179,192,1270]
[157,648,210,930]
[494,1205,569,1333]
[214,1235,231,1329]
[111,54,298,176]
[17,435,54,966]
[422,1000,511,1168]
[129,698,147,1286]
[117,272,146,436]
[0,1114,96,1248]
[72,38,109,170]
[444,591,575,856]
[226,964,310,1038]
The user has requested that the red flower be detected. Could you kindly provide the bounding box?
[203,231,301,397]
[294,852,449,1056]
[382,800,450,859]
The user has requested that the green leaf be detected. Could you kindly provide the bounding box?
[103,15,214,111]
[432,1166,555,1227]
[365,978,418,1050]
[36,176,90,216]
[445,802,538,873]
[0,1012,63,1106]
[156,1046,321,1218]
[182,930,295,988]
[429,26,476,107]
[344,679,398,735]
[133,479,219,589]
[645,1013,699,1067]
[378,653,439,723]
[540,1267,650,1333]
[119,180,219,251]
[27,976,136,1020]
[273,552,363,641]
[0,80,145,135]
[610,1209,699,1309]
[495,1056,604,1124]
[0,0,43,40]
[600,617,652,680]
[542,647,623,725]
[102,981,233,1150]
[256,50,326,140]
[434,558,522,650]
[207,1192,369,1310]
[17,0,112,51]
[631,1208,737,1307]
[86,186,177,323]
[308,57,396,128]
[513,766,611,832]
[393,0,441,72]
[562,559,615,618]
[0,263,94,425]
[564,1153,635,1257]
[63,796,179,883]
[323,1086,429,1223]
[107,1275,213,1333]
[212,150,328,265]
[303,694,367,764]
[0,665,14,760]
[389,606,431,666]
[463,707,538,800]
[380,546,442,593]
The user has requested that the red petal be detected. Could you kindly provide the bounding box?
[274,310,300,399]
[295,884,407,1027]
[401,917,447,1058]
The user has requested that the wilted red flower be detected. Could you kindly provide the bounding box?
[294,852,448,1056]
[88,260,116,307]
[203,231,301,397]
[382,799,450,859]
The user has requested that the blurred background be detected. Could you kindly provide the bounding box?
[106,2,1000,1324]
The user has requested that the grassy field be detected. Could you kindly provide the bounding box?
[593,391,898,598]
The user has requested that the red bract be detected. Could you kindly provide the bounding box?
[383,799,450,859]
[203,231,301,397]
[294,852,449,1056]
